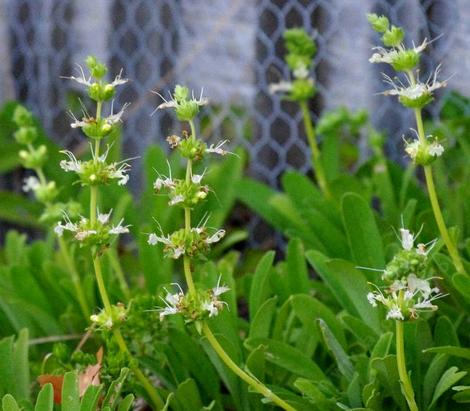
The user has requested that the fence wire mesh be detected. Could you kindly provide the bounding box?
[3,0,470,247]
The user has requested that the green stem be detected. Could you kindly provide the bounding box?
[181,120,294,410]
[413,108,465,274]
[107,248,131,300]
[88,100,163,409]
[58,237,90,319]
[203,323,296,411]
[396,320,419,411]
[299,100,331,199]
[34,162,90,320]
[114,329,165,410]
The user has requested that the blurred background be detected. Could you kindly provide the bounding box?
[0,0,469,244]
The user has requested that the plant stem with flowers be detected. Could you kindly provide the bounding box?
[270,28,331,199]
[12,105,90,320]
[149,86,296,411]
[367,13,466,275]
[367,226,446,411]
[56,56,163,409]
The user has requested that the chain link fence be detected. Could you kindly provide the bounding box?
[2,0,470,246]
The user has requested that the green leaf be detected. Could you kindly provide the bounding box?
[293,378,327,404]
[341,193,385,273]
[102,368,129,410]
[249,296,278,340]
[12,329,29,402]
[423,346,470,360]
[286,239,310,294]
[452,273,470,303]
[245,345,266,381]
[434,316,459,347]
[339,313,378,350]
[249,251,275,320]
[166,379,203,411]
[35,384,54,411]
[117,394,134,411]
[1,395,20,411]
[244,338,327,381]
[371,355,407,410]
[291,294,346,349]
[423,354,448,409]
[169,329,220,401]
[0,191,42,228]
[306,252,381,332]
[318,319,354,380]
[428,366,467,409]
[371,332,393,360]
[79,385,102,411]
[61,372,80,411]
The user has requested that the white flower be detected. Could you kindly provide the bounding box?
[206,140,231,156]
[109,162,131,186]
[369,48,399,64]
[63,64,92,86]
[173,247,185,259]
[107,102,130,125]
[367,292,377,307]
[429,142,444,157]
[369,39,428,65]
[404,140,420,160]
[169,194,184,206]
[206,229,226,244]
[293,64,309,79]
[75,229,97,241]
[109,219,130,235]
[386,305,404,321]
[98,210,112,224]
[202,301,219,317]
[148,233,158,245]
[22,176,40,193]
[153,173,175,190]
[54,222,65,237]
[155,89,208,111]
[269,80,293,95]
[212,276,230,297]
[109,69,128,87]
[191,174,204,184]
[147,232,172,246]
[60,150,82,173]
[400,228,415,251]
[159,286,184,321]
[382,66,446,100]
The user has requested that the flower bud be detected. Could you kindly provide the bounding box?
[103,84,115,100]
[399,90,433,109]
[382,249,427,282]
[175,100,200,121]
[284,28,316,59]
[85,55,107,79]
[81,118,113,139]
[19,145,48,169]
[382,26,405,47]
[390,49,420,72]
[287,78,315,102]
[13,105,34,127]
[87,82,114,102]
[35,181,58,203]
[174,85,190,102]
[14,126,37,145]
[178,137,206,161]
[405,139,444,166]
[367,13,390,33]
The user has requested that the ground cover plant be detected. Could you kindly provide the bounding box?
[0,12,469,411]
